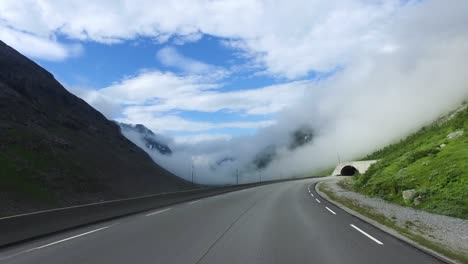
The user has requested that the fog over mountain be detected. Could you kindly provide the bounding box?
[114,1,468,185]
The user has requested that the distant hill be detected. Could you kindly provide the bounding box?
[119,123,172,155]
[353,103,468,219]
[251,125,314,170]
[0,41,191,217]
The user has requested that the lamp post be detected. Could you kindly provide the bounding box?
[191,159,195,185]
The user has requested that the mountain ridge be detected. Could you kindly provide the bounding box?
[0,40,191,217]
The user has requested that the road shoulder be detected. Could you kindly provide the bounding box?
[315,177,468,264]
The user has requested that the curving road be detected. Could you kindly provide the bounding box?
[0,177,445,264]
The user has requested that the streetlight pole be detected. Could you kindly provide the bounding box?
[191,160,194,185]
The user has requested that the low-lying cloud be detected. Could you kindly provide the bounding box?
[118,1,468,184]
[2,1,468,184]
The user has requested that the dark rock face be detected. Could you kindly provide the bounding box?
[253,145,277,169]
[0,41,190,217]
[289,126,314,150]
[216,157,235,166]
[119,123,172,155]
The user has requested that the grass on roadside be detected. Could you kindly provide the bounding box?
[353,104,468,219]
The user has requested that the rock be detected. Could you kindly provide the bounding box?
[402,189,416,200]
[0,122,12,129]
[447,130,463,139]
[414,196,422,206]
[439,144,446,148]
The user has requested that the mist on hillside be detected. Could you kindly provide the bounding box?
[110,2,468,185]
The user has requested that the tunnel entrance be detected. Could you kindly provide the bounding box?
[340,165,358,176]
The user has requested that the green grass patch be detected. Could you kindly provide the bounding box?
[353,104,468,219]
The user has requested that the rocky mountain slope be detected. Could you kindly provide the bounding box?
[118,123,172,155]
[0,41,191,217]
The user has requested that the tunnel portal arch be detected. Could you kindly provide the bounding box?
[340,165,358,176]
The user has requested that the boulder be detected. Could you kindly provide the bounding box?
[402,189,416,200]
[414,196,422,206]
[447,130,463,139]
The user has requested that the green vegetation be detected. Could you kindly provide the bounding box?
[353,104,468,219]
[318,182,468,264]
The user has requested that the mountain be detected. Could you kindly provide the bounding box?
[0,41,191,217]
[119,123,172,155]
[252,145,277,169]
[250,126,314,171]
[354,103,467,219]
[289,125,314,150]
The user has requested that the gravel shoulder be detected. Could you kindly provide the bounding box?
[317,177,468,264]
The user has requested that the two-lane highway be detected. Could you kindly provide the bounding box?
[0,177,445,264]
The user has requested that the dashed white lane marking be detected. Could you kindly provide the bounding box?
[188,200,201,205]
[350,224,384,245]
[0,225,113,260]
[146,208,172,216]
[33,226,111,250]
[315,198,321,203]
[310,193,314,197]
[325,207,336,215]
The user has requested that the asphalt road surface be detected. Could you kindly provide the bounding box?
[0,177,445,264]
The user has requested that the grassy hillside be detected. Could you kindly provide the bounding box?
[353,104,468,219]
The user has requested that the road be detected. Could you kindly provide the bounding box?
[0,177,445,264]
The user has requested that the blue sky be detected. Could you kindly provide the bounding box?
[0,0,416,143]
[31,34,310,140]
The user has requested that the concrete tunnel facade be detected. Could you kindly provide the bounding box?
[331,160,378,176]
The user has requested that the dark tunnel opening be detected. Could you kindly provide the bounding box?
[340,165,358,176]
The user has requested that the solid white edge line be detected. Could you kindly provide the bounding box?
[325,206,336,215]
[32,226,112,250]
[350,224,384,245]
[188,200,200,205]
[315,198,321,203]
[146,208,172,216]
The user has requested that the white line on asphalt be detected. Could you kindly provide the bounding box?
[310,193,314,197]
[31,226,112,250]
[350,224,384,245]
[325,207,336,215]
[188,200,200,205]
[315,198,321,203]
[146,208,172,216]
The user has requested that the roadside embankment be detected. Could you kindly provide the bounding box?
[317,177,468,264]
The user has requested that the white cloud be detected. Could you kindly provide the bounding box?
[156,46,227,78]
[78,69,307,132]
[116,112,275,132]
[107,0,468,185]
[0,0,404,77]
[116,78,310,115]
[0,24,82,61]
[173,134,232,145]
